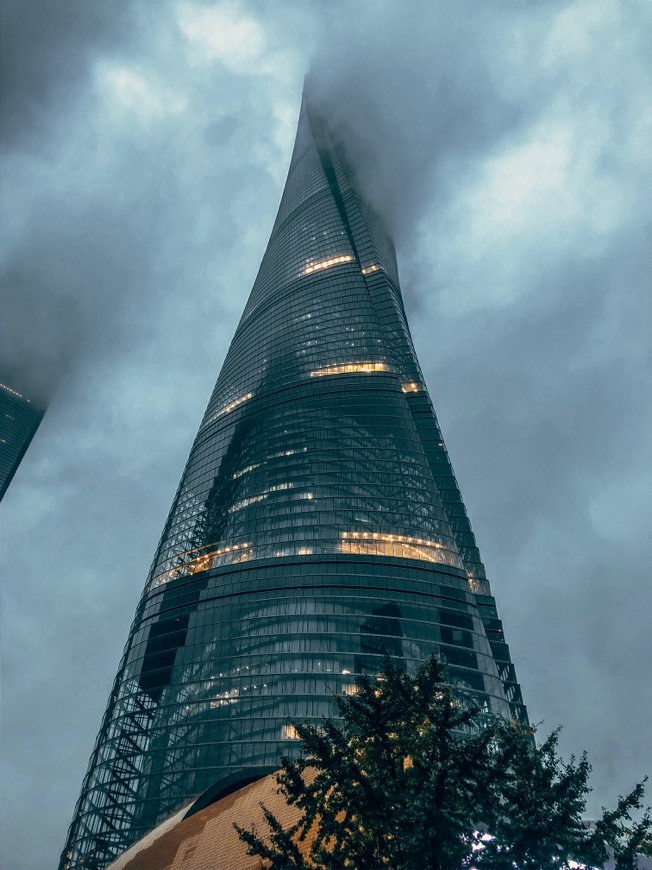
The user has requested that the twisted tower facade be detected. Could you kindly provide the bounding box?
[61,95,528,870]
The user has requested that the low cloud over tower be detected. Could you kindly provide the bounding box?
[60,92,528,870]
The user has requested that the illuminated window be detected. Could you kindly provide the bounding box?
[273,545,314,558]
[401,382,424,393]
[232,463,260,479]
[228,493,267,513]
[342,684,359,696]
[154,542,252,586]
[218,392,253,416]
[361,264,380,275]
[202,392,253,429]
[210,688,239,708]
[303,254,353,275]
[0,383,26,399]
[310,361,389,377]
[227,483,305,515]
[467,571,479,592]
[269,447,308,458]
[339,531,450,564]
[282,724,300,740]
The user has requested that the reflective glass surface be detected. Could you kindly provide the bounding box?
[60,96,528,870]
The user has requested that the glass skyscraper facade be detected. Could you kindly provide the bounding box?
[60,95,528,870]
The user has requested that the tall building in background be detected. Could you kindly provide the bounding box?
[60,94,528,870]
[0,382,43,501]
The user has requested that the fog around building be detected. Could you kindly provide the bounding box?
[2,1,651,867]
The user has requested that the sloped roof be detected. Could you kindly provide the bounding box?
[107,770,301,870]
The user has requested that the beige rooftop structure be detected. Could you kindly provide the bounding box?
[107,771,303,870]
[106,770,652,870]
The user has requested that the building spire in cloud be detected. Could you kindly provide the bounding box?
[59,90,528,870]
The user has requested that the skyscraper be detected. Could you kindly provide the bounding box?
[60,93,528,870]
[0,382,43,502]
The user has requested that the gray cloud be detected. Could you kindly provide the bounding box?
[0,0,150,149]
[307,0,558,240]
[1,1,651,867]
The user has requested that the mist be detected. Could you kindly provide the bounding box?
[1,1,651,867]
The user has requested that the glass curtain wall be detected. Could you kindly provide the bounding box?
[60,94,528,870]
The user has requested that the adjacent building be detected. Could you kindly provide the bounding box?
[0,382,43,502]
[60,93,528,870]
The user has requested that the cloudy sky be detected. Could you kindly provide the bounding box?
[2,0,651,866]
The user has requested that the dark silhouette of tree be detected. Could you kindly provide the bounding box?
[235,655,651,869]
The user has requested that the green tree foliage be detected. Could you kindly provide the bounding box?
[235,655,651,869]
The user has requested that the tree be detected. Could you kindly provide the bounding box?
[235,655,651,869]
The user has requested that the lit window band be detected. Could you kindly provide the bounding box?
[233,454,307,479]
[270,447,308,458]
[274,546,314,558]
[303,255,353,275]
[154,542,252,586]
[339,531,450,564]
[232,463,260,479]
[311,362,389,377]
[361,264,380,275]
[154,531,457,585]
[228,483,311,513]
[229,493,267,513]
[0,383,27,399]
[202,392,253,429]
[402,382,424,393]
[218,392,253,416]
